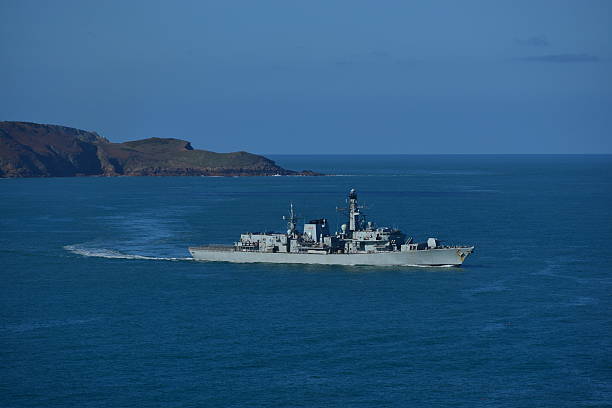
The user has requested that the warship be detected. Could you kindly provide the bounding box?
[189,189,474,266]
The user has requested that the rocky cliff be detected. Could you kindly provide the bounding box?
[0,122,317,177]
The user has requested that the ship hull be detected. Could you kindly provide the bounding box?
[188,246,474,267]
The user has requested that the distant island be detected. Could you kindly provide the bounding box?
[0,121,319,178]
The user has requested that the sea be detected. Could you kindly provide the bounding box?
[1,155,611,407]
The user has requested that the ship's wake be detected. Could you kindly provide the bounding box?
[64,244,193,262]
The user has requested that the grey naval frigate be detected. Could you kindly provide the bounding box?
[189,189,474,266]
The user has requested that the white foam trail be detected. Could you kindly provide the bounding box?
[64,244,192,261]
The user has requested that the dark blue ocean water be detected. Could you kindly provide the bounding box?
[1,155,611,407]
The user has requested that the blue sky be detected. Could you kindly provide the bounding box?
[1,0,611,153]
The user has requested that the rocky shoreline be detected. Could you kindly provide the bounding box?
[0,121,320,178]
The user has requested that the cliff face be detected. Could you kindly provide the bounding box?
[0,122,109,177]
[0,122,315,177]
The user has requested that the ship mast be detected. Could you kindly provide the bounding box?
[336,189,365,235]
[348,189,360,232]
[283,202,299,237]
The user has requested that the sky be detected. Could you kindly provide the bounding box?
[1,0,611,154]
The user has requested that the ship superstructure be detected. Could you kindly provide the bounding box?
[189,189,474,266]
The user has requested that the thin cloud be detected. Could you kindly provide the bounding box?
[515,35,550,47]
[517,53,600,63]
